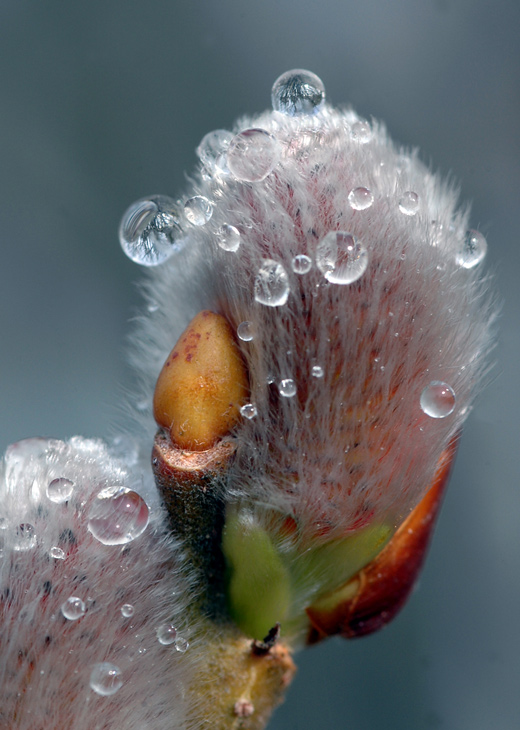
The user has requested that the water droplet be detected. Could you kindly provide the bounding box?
[119,196,183,266]
[237,321,254,341]
[196,130,234,172]
[50,546,65,560]
[88,487,149,546]
[61,596,86,621]
[90,662,123,696]
[175,636,189,653]
[156,624,177,646]
[398,191,419,216]
[348,187,374,211]
[184,196,213,226]
[291,254,312,274]
[350,121,372,143]
[240,403,257,419]
[316,231,369,285]
[217,224,241,252]
[456,230,487,269]
[13,523,36,552]
[46,478,74,504]
[121,604,134,618]
[311,365,324,378]
[271,69,325,116]
[279,379,297,398]
[227,129,280,182]
[420,381,456,418]
[254,260,290,306]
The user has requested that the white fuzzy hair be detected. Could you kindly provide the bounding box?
[132,98,495,538]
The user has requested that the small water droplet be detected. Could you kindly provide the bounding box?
[217,224,241,252]
[156,624,177,646]
[90,662,123,696]
[46,478,74,504]
[398,191,419,216]
[196,129,234,172]
[311,365,324,378]
[227,129,280,182]
[348,187,374,211]
[13,523,36,552]
[279,379,297,398]
[456,230,487,269]
[121,604,134,618]
[254,260,290,306]
[88,487,149,546]
[184,196,213,226]
[350,120,372,143]
[119,196,183,266]
[316,231,369,285]
[237,321,254,341]
[50,546,65,560]
[61,596,86,621]
[420,381,456,418]
[175,636,189,653]
[291,254,312,274]
[271,69,325,116]
[240,403,257,419]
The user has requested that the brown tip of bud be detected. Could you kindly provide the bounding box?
[306,436,459,643]
[153,310,248,450]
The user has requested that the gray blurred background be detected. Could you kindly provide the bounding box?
[1,1,519,728]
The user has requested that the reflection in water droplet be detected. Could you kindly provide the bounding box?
[398,191,419,216]
[90,662,123,696]
[456,230,487,269]
[50,546,65,560]
[291,254,312,274]
[88,488,149,545]
[316,231,369,285]
[237,321,254,341]
[350,121,372,143]
[227,129,280,182]
[240,403,257,419]
[156,624,177,646]
[254,260,290,306]
[121,604,134,618]
[311,365,324,378]
[61,596,86,621]
[13,523,36,552]
[420,381,456,418]
[348,187,374,211]
[46,478,74,504]
[217,224,241,252]
[119,196,183,266]
[196,130,234,172]
[175,636,189,653]
[271,69,325,116]
[184,196,213,226]
[279,379,297,398]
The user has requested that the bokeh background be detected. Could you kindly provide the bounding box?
[1,1,519,728]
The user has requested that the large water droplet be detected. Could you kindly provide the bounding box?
[398,191,419,216]
[217,224,241,252]
[184,196,213,226]
[46,478,74,504]
[456,230,487,269]
[271,69,325,116]
[196,130,234,172]
[237,321,254,341]
[227,129,280,182]
[240,403,257,419]
[90,662,123,696]
[420,381,456,418]
[50,546,65,560]
[121,604,135,618]
[350,121,372,143]
[316,231,369,285]
[13,523,36,552]
[61,596,86,621]
[279,379,297,398]
[119,196,183,266]
[88,487,149,545]
[291,254,312,274]
[254,260,290,306]
[348,187,374,211]
[156,624,177,646]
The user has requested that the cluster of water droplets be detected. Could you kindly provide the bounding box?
[156,623,189,652]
